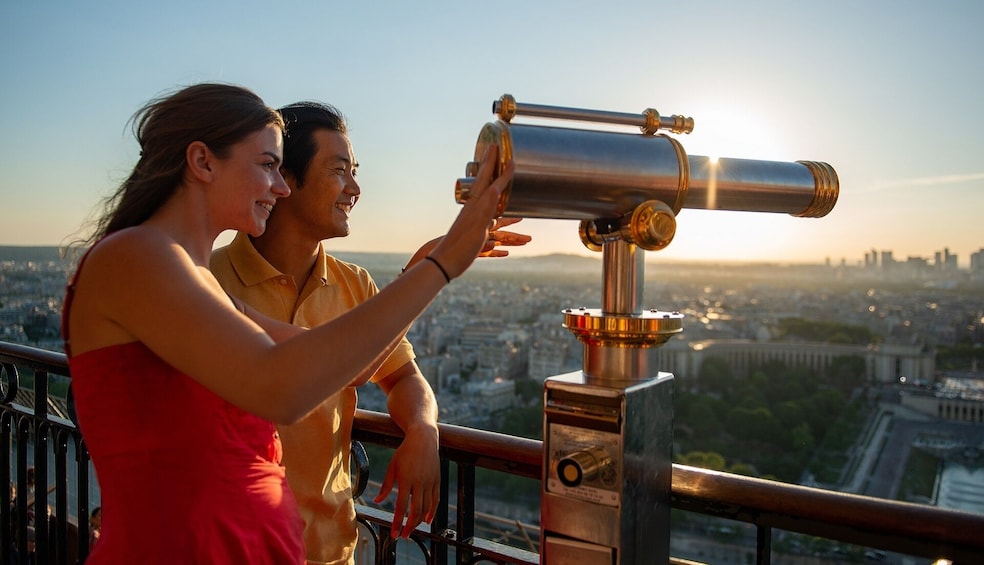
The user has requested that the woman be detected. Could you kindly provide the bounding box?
[63,83,513,563]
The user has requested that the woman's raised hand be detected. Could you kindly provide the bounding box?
[430,145,515,279]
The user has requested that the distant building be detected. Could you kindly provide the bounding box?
[971,248,984,273]
[880,251,895,270]
[901,376,984,423]
[865,249,878,268]
[855,246,978,281]
[416,354,461,392]
[460,322,505,349]
[528,337,570,379]
[659,338,934,384]
[466,378,517,413]
[943,248,958,273]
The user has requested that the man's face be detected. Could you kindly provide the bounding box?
[280,128,360,240]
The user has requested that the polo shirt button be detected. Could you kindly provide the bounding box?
[278,277,288,285]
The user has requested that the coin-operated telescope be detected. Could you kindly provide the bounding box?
[456,94,838,565]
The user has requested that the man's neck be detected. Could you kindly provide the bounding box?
[250,226,323,287]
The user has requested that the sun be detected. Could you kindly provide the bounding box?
[643,104,815,263]
[683,106,789,163]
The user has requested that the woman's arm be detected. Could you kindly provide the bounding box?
[70,147,512,424]
[234,300,397,389]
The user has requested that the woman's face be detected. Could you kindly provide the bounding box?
[211,124,291,236]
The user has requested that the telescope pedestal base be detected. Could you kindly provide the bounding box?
[541,370,674,564]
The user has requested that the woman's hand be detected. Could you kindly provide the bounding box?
[429,145,515,278]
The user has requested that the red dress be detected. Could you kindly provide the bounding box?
[68,342,305,564]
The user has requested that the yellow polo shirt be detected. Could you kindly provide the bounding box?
[211,233,415,565]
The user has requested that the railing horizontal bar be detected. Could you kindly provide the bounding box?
[354,409,542,479]
[0,341,69,374]
[672,464,984,561]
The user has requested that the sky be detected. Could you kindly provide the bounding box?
[1,1,982,266]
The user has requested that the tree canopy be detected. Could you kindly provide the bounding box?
[675,355,863,484]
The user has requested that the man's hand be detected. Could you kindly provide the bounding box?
[479,217,532,257]
[402,218,532,273]
[374,424,441,539]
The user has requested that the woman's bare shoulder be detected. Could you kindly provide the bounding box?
[82,227,190,278]
[88,226,173,257]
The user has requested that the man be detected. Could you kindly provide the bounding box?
[211,101,526,564]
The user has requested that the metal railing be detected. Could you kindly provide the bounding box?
[1,341,89,565]
[351,409,541,564]
[3,340,984,564]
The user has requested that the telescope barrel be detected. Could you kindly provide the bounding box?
[455,121,838,221]
[689,156,838,217]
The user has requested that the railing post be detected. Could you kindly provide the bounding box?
[33,366,51,564]
[54,428,72,565]
[756,525,772,565]
[379,534,397,565]
[15,416,30,561]
[76,436,92,563]
[1,410,12,565]
[455,462,475,565]
[432,457,450,564]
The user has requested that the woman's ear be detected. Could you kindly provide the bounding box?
[186,141,213,183]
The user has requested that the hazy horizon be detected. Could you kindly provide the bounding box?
[2,2,982,265]
[0,243,968,270]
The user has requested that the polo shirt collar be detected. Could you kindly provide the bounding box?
[227,232,281,287]
[310,241,332,286]
[227,232,333,287]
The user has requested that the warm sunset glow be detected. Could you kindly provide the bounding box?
[2,3,982,266]
[686,107,788,161]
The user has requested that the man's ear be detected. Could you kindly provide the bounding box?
[186,141,213,183]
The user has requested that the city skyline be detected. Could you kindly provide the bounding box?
[2,1,983,265]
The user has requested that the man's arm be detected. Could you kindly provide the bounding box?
[372,360,440,539]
